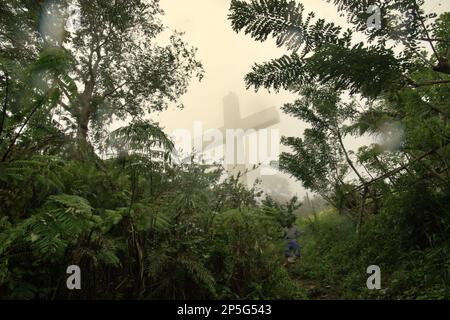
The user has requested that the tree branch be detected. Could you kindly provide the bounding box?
[409,79,450,87]
[335,125,366,186]
[350,143,450,194]
[1,98,43,162]
[56,79,77,112]
[413,3,439,60]
[0,70,9,140]
[417,38,450,43]
[101,80,128,100]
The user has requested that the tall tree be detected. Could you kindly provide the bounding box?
[2,0,204,158]
[229,0,450,231]
[229,0,449,98]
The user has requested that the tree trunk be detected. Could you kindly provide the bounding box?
[76,101,92,158]
[356,186,368,236]
[336,127,365,186]
[77,73,94,158]
[77,108,90,142]
[75,42,99,157]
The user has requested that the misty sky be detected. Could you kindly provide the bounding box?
[151,0,448,200]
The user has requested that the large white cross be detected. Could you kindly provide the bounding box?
[199,92,280,184]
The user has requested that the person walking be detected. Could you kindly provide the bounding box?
[283,222,301,265]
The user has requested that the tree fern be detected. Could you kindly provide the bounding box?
[107,120,174,158]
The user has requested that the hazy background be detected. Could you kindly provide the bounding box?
[150,0,448,201]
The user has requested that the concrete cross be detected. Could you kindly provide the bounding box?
[199,92,280,185]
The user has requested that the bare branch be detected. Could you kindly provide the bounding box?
[350,142,450,194]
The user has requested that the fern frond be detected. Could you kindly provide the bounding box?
[47,194,93,215]
[20,194,94,260]
[3,156,69,194]
[245,53,306,91]
[178,256,217,296]
[107,120,174,156]
[229,0,346,55]
[307,44,404,97]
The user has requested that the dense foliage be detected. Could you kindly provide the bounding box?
[0,155,302,299]
[0,0,448,300]
[0,0,303,299]
[296,208,448,299]
[230,0,449,299]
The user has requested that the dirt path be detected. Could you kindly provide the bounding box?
[285,261,341,300]
[294,277,341,300]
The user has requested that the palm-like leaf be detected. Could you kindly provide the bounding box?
[107,120,174,156]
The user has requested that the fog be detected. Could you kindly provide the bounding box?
[150,0,448,200]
